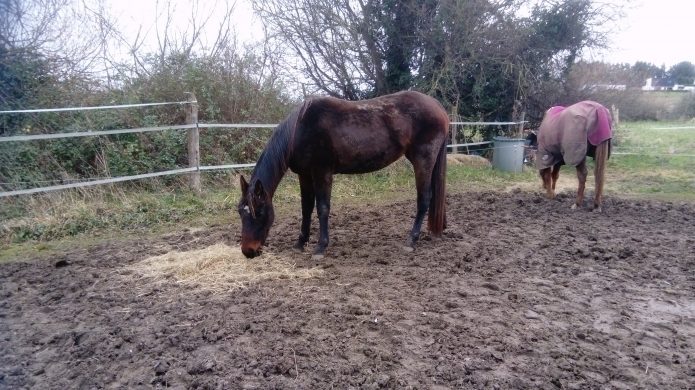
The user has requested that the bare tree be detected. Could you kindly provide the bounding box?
[0,0,114,76]
[253,0,388,99]
[98,0,238,79]
[254,0,627,118]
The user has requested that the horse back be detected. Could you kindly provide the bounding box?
[537,101,610,168]
[289,91,449,175]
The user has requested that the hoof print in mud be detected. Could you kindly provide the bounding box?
[54,259,69,268]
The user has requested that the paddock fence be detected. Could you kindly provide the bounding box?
[0,96,532,198]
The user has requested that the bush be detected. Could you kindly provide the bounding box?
[671,93,695,120]
[1,48,296,192]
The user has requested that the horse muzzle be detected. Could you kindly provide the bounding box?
[241,241,263,258]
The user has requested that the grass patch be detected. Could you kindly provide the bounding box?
[614,121,695,155]
[0,184,238,245]
[606,120,695,200]
[2,119,694,253]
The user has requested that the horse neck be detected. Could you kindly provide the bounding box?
[249,102,304,199]
[250,146,289,199]
[249,113,300,199]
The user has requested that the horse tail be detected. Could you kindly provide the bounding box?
[593,138,611,205]
[428,138,447,236]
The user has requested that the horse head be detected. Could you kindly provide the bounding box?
[238,176,275,258]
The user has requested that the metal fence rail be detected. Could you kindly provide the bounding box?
[0,123,279,142]
[0,99,526,198]
[0,164,259,198]
[0,101,191,114]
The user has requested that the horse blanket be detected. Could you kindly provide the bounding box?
[535,101,612,170]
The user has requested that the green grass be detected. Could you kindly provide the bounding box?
[0,160,536,250]
[1,119,694,257]
[608,121,695,199]
[614,121,695,154]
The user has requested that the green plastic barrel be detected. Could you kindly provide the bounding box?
[492,137,526,173]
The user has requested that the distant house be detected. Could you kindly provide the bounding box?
[642,77,694,92]
[673,84,695,92]
[582,84,627,92]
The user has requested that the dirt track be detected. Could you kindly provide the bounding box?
[1,190,694,389]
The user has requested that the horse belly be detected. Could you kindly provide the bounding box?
[335,133,406,174]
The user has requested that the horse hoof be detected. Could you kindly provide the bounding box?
[292,243,305,252]
[593,206,602,213]
[571,203,578,210]
[402,245,414,252]
[312,254,325,260]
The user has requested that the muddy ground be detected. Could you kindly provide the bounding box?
[1,189,694,389]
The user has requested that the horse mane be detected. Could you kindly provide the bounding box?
[249,101,309,196]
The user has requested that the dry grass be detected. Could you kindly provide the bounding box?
[446,154,492,168]
[126,243,324,293]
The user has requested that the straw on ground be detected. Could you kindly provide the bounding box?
[126,243,324,292]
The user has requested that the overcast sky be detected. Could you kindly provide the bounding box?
[599,0,695,67]
[114,0,694,69]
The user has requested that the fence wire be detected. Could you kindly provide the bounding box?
[4,100,692,198]
[0,101,194,114]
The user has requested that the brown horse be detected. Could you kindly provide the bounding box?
[536,101,612,211]
[237,91,449,259]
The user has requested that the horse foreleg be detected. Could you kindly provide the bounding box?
[572,160,588,210]
[311,173,333,260]
[293,174,315,251]
[551,162,562,193]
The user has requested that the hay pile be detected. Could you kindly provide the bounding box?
[126,243,323,292]
[446,154,491,168]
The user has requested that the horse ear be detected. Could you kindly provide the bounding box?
[240,175,249,194]
[253,180,265,199]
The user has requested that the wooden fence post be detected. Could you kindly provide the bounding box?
[611,104,620,128]
[517,111,525,139]
[450,106,458,154]
[185,92,200,194]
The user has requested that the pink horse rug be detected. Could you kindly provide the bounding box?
[536,101,612,170]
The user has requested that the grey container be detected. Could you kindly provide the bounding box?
[492,136,526,173]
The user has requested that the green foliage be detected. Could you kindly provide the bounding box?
[668,62,695,85]
[632,61,666,79]
[1,47,295,191]
[630,61,695,86]
[379,0,420,94]
[672,93,695,120]
[0,46,55,136]
[412,0,614,136]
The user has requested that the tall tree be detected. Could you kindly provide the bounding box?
[380,0,420,93]
[254,0,625,126]
[668,61,695,85]
[253,0,389,99]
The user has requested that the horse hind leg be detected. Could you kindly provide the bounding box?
[540,168,554,198]
[593,140,610,212]
[293,174,315,251]
[572,159,588,210]
[310,172,333,260]
[403,154,435,251]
